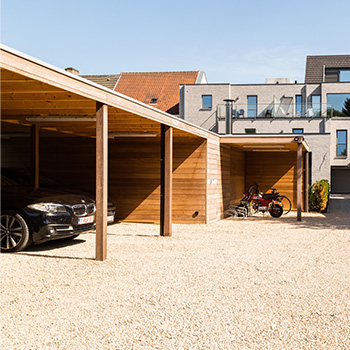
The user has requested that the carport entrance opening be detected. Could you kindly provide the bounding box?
[220,136,309,219]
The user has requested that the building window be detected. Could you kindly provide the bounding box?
[327,93,350,117]
[295,95,303,117]
[336,130,347,156]
[247,95,257,118]
[340,69,350,82]
[202,95,212,109]
[311,95,321,116]
[245,128,256,134]
[293,128,304,134]
[325,68,350,82]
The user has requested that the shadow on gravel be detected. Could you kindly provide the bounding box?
[107,233,159,238]
[240,212,350,231]
[14,238,94,260]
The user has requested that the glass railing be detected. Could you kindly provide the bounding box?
[217,103,335,119]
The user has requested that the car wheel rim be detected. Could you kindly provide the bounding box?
[0,215,24,250]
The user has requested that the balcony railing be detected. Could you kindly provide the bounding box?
[217,103,334,120]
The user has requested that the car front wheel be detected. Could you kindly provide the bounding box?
[1,212,31,252]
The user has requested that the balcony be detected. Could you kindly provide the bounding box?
[217,103,334,120]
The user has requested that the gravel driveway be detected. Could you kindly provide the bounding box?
[2,212,350,349]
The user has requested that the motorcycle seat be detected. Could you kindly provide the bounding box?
[262,193,279,200]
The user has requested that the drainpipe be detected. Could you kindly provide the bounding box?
[223,99,234,134]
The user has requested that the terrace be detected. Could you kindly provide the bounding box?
[217,102,334,121]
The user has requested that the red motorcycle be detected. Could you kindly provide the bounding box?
[229,183,291,218]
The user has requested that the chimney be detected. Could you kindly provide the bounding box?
[65,67,80,75]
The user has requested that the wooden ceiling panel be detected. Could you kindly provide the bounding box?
[1,66,208,141]
[1,92,89,101]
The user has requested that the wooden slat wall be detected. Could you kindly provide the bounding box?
[245,151,304,210]
[206,138,224,222]
[1,134,207,224]
[220,145,231,213]
[173,138,207,223]
[229,147,246,205]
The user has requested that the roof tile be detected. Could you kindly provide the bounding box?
[114,71,199,114]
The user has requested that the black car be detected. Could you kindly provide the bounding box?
[1,169,115,252]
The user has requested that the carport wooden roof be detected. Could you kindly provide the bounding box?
[0,45,217,141]
[220,135,310,152]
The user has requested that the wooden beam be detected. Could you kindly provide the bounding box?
[304,151,309,213]
[95,102,108,261]
[30,124,39,189]
[160,124,173,236]
[220,136,297,144]
[297,141,303,221]
[1,48,215,140]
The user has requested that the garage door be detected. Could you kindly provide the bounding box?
[331,167,350,193]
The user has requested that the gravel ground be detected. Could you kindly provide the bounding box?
[1,212,350,349]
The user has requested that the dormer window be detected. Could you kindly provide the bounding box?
[150,98,158,104]
[325,68,350,82]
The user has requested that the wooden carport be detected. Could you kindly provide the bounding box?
[220,135,310,221]
[0,45,215,260]
[1,45,309,261]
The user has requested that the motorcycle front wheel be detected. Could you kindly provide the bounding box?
[269,204,283,218]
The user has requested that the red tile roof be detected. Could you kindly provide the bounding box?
[114,71,199,114]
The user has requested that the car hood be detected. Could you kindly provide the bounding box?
[1,186,95,209]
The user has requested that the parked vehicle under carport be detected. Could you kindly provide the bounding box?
[1,169,115,252]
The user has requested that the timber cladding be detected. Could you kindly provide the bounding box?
[229,147,246,206]
[206,144,247,221]
[107,137,206,224]
[206,138,224,222]
[245,151,304,210]
[2,134,207,224]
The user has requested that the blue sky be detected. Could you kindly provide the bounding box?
[1,0,349,84]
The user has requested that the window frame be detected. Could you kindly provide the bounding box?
[201,95,212,109]
[325,68,350,82]
[336,130,347,157]
[311,95,321,116]
[247,95,258,118]
[295,95,303,117]
[340,69,350,82]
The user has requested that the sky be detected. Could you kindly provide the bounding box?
[1,0,349,84]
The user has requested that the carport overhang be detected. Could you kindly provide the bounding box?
[1,44,216,260]
[220,135,310,221]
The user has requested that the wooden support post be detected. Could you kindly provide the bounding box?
[30,124,39,190]
[96,102,108,261]
[160,124,173,236]
[304,151,309,213]
[297,141,303,221]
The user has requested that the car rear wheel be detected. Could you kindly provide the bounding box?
[0,212,31,252]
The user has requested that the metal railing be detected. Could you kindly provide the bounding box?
[217,103,335,119]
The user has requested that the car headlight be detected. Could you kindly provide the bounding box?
[28,203,67,214]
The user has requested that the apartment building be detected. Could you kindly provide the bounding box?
[180,55,350,193]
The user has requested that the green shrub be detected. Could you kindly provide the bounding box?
[308,179,329,212]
